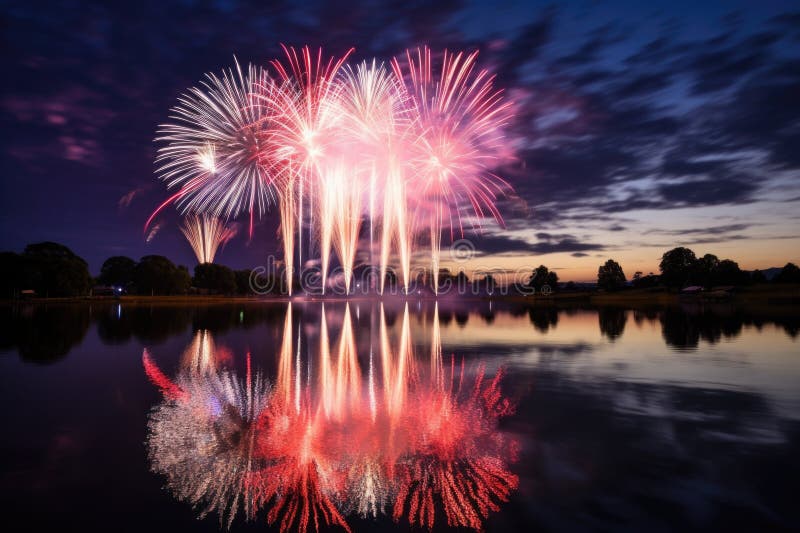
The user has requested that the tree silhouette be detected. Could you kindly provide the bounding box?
[659,247,697,289]
[22,241,91,297]
[133,255,191,295]
[0,252,24,298]
[528,265,558,293]
[597,259,626,291]
[714,259,746,286]
[99,256,136,287]
[750,269,767,284]
[694,254,719,289]
[774,262,800,283]
[194,263,237,294]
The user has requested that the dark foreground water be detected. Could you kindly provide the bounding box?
[1,300,798,532]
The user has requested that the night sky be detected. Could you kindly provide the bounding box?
[2,0,799,281]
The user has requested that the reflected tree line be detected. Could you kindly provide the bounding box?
[1,302,797,364]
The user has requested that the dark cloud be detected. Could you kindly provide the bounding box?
[492,7,555,85]
[556,22,627,66]
[658,177,759,207]
[473,233,604,256]
[647,223,751,236]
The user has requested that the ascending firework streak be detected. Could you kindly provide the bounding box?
[180,214,237,264]
[150,45,515,295]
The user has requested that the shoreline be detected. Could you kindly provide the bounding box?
[2,284,798,306]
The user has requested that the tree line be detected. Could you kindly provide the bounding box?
[591,247,799,292]
[1,242,798,298]
[527,247,799,294]
[0,242,254,297]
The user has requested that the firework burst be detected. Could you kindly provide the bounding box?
[151,59,276,236]
[149,44,516,294]
[392,46,514,292]
[180,213,237,264]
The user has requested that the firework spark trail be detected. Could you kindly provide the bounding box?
[143,348,184,400]
[330,164,363,294]
[180,214,237,264]
[335,60,415,294]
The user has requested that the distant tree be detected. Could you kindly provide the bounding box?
[436,268,453,292]
[750,269,767,284]
[714,259,746,286]
[174,265,192,294]
[659,247,697,289]
[0,252,24,298]
[234,269,253,295]
[694,253,720,289]
[632,272,660,289]
[99,256,136,287]
[597,259,626,291]
[528,265,558,293]
[774,262,800,283]
[133,255,189,295]
[193,263,236,294]
[455,270,469,291]
[479,274,497,293]
[22,242,91,297]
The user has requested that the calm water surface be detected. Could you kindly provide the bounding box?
[1,300,798,532]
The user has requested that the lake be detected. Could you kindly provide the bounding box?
[1,300,798,531]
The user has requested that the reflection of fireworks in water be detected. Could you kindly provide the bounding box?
[393,366,518,529]
[145,351,270,528]
[180,214,238,264]
[144,304,518,531]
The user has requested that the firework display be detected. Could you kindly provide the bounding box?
[180,214,238,264]
[149,46,514,294]
[144,303,518,531]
